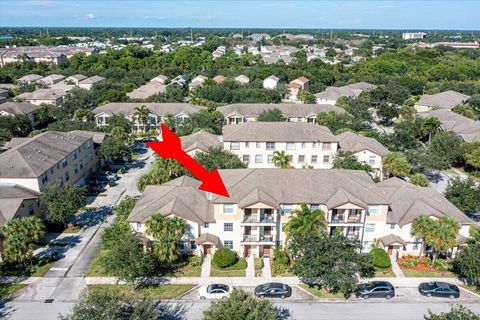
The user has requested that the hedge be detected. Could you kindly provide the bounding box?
[212,247,237,268]
[370,248,391,269]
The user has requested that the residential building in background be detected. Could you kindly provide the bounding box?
[181,130,222,156]
[223,122,338,168]
[402,32,427,40]
[315,82,377,105]
[0,184,41,225]
[414,90,471,112]
[263,75,279,90]
[0,101,43,124]
[419,109,480,142]
[0,46,94,67]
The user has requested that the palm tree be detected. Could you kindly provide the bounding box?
[134,105,151,133]
[425,216,460,266]
[421,117,441,143]
[411,215,434,259]
[145,214,186,263]
[272,150,292,168]
[283,204,327,243]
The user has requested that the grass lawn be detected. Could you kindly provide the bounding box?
[402,269,455,278]
[86,250,109,277]
[0,284,26,299]
[0,258,53,277]
[298,284,345,299]
[254,257,263,277]
[210,259,246,277]
[375,268,396,277]
[87,284,195,299]
[175,263,201,277]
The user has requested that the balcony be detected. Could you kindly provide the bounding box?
[242,234,275,243]
[242,215,275,224]
[243,215,259,223]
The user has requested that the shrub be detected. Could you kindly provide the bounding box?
[433,259,450,272]
[400,256,419,268]
[189,255,203,267]
[272,247,290,275]
[370,248,391,269]
[223,259,247,270]
[212,247,237,268]
[421,257,432,267]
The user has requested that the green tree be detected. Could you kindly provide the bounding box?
[41,181,87,226]
[425,216,461,265]
[107,114,132,133]
[383,152,410,177]
[408,173,430,187]
[421,117,441,143]
[428,131,464,169]
[203,288,285,320]
[290,233,374,295]
[99,138,131,163]
[145,214,186,264]
[272,150,292,169]
[297,90,316,104]
[257,108,286,122]
[134,105,151,132]
[411,215,434,259]
[101,196,138,250]
[332,150,373,172]
[444,177,480,213]
[100,230,153,287]
[60,291,158,320]
[462,141,480,173]
[194,146,247,172]
[73,108,94,122]
[0,216,45,265]
[455,241,480,288]
[283,204,327,243]
[428,305,480,320]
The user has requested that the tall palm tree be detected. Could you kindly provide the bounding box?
[421,117,441,143]
[272,150,292,169]
[425,216,460,266]
[283,204,327,243]
[411,215,434,259]
[145,214,186,263]
[134,105,151,132]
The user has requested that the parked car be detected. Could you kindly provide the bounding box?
[356,281,395,299]
[418,282,460,299]
[197,284,233,300]
[254,283,292,299]
[99,171,118,180]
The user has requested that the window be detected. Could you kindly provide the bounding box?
[72,151,77,161]
[204,223,209,228]
[65,172,70,182]
[230,142,240,150]
[368,206,379,216]
[242,155,250,163]
[224,240,233,249]
[365,224,375,233]
[298,155,305,163]
[50,168,54,174]
[224,223,233,232]
[62,158,68,168]
[28,203,34,215]
[256,142,262,148]
[41,173,48,184]
[412,242,419,250]
[86,140,92,149]
[369,156,376,165]
[223,204,234,214]
[323,155,330,164]
[267,155,273,163]
[322,143,331,151]
[312,142,317,148]
[266,142,275,150]
[245,142,249,148]
[190,241,197,250]
[310,204,319,211]
[255,155,263,163]
[73,165,78,175]
[281,204,294,214]
[390,224,395,230]
[363,241,373,250]
[286,142,296,150]
[311,155,318,163]
[301,142,305,148]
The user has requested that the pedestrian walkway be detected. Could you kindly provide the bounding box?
[390,256,405,278]
[201,255,211,278]
[262,257,272,278]
[246,255,255,278]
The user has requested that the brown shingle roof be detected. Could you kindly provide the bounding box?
[419,109,480,142]
[93,102,203,117]
[0,102,42,116]
[416,91,471,110]
[218,103,348,119]
[180,130,221,153]
[337,131,389,156]
[0,184,40,224]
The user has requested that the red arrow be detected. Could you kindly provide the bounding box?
[145,124,230,197]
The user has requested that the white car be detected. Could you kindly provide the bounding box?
[197,284,233,300]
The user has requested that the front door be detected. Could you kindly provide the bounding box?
[387,245,393,255]
[263,245,270,257]
[204,244,212,255]
[245,245,251,257]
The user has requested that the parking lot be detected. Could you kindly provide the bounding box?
[178,284,480,304]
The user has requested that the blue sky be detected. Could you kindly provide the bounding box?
[0,1,479,30]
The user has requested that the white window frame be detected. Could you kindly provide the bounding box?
[223,204,234,214]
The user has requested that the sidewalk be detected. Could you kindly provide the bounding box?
[200,255,211,278]
[390,256,405,278]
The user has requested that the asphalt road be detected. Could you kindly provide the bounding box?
[4,300,480,320]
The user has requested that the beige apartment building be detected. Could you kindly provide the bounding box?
[128,169,472,258]
[0,131,105,192]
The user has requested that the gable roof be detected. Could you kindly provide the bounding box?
[0,184,40,224]
[0,131,92,179]
[416,91,471,110]
[0,101,42,116]
[17,74,43,82]
[218,103,348,119]
[127,81,166,100]
[180,130,222,153]
[419,109,480,142]
[79,75,105,85]
[264,75,279,82]
[377,177,472,226]
[93,102,203,117]
[315,82,376,100]
[336,131,389,156]
[222,122,336,142]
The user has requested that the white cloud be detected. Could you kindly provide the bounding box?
[156,16,167,20]
[85,13,95,19]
